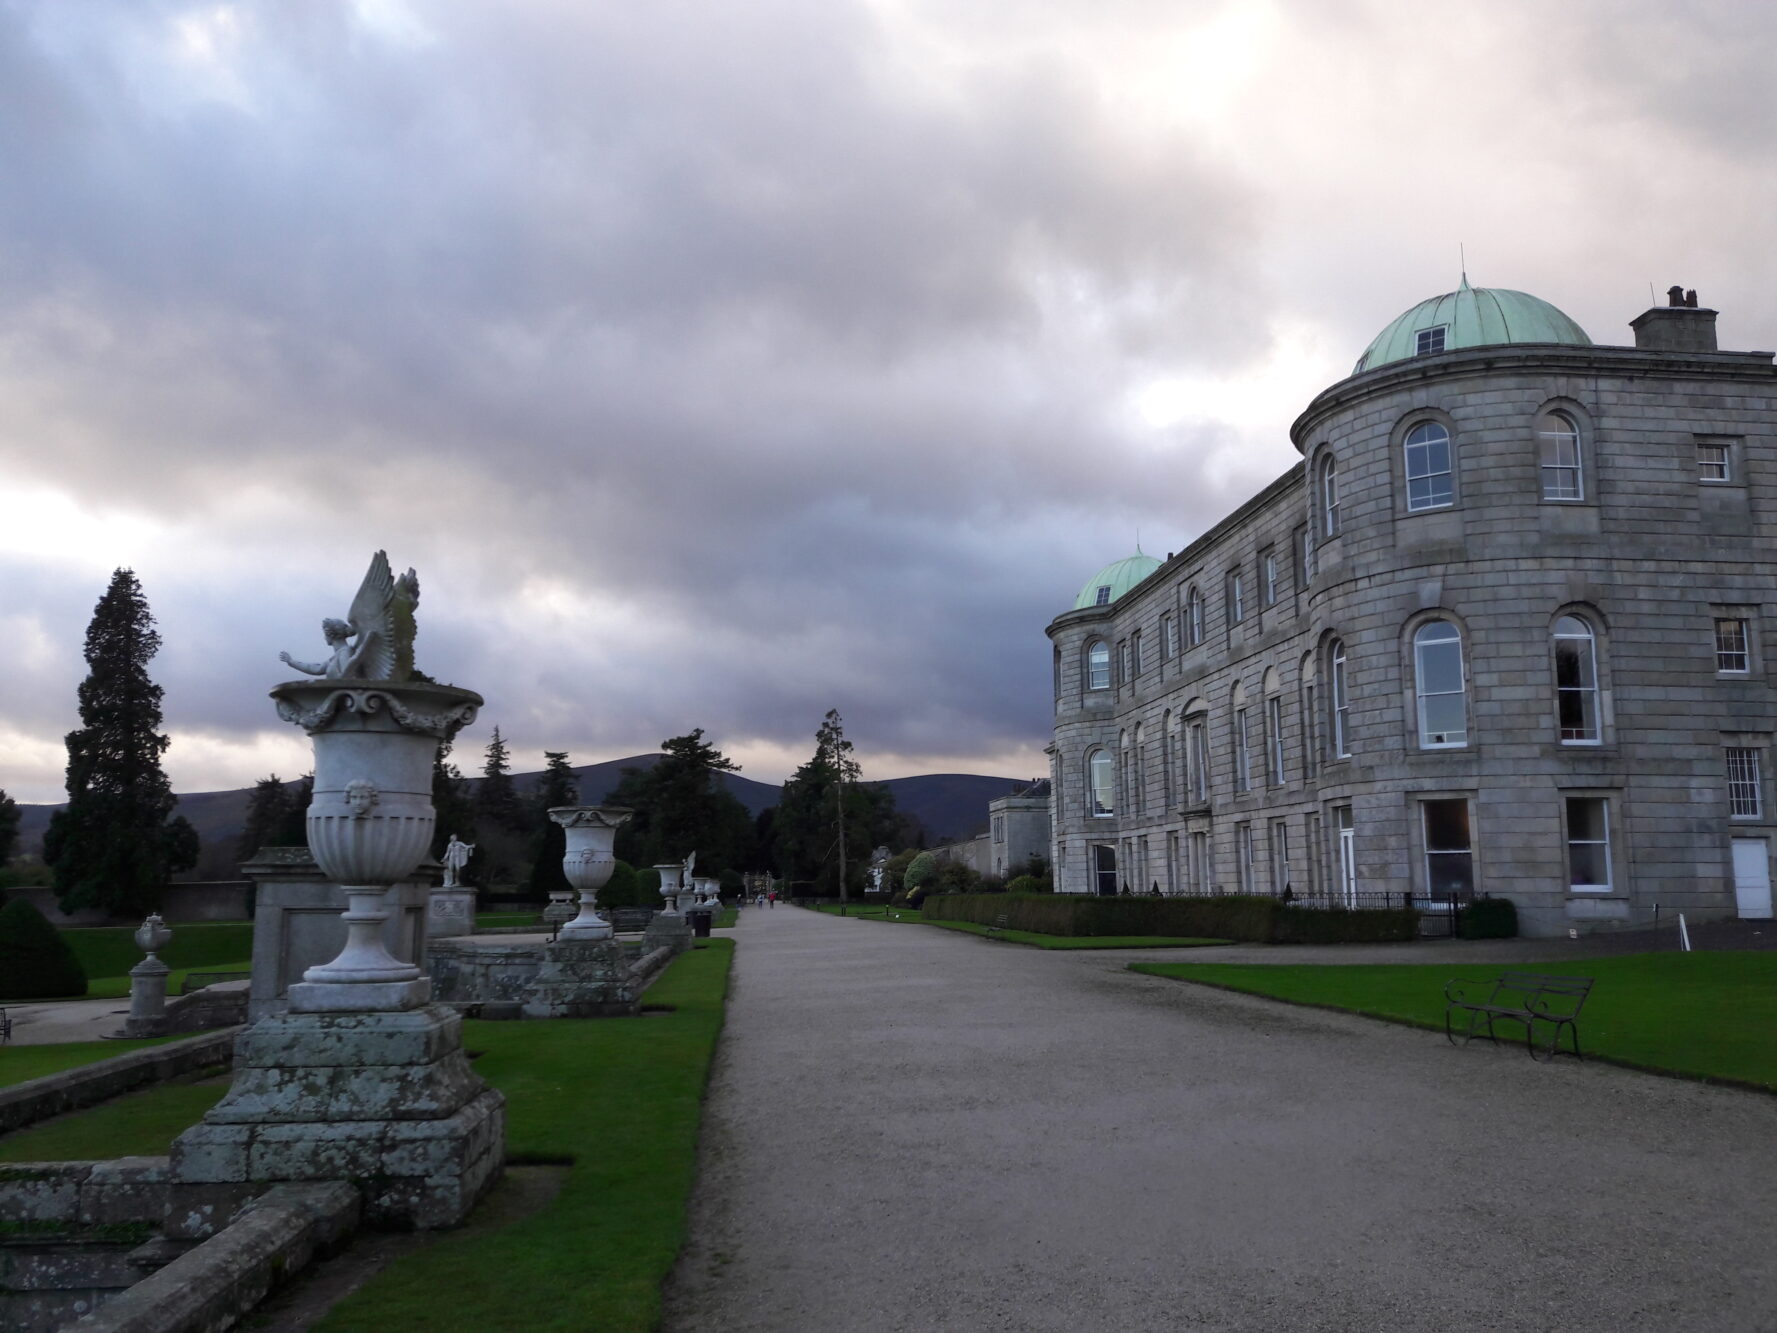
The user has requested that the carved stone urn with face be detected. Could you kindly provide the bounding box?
[550,805,633,940]
[654,863,685,915]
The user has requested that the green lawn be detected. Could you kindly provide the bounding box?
[0,1037,182,1089]
[61,922,254,985]
[0,1074,229,1161]
[810,903,1225,950]
[0,941,735,1332]
[318,938,733,1333]
[474,912,539,928]
[1131,951,1777,1091]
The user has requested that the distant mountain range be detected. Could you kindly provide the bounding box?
[12,755,1036,879]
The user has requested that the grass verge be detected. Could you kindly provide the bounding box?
[1131,951,1777,1091]
[0,1072,229,1159]
[811,903,1225,949]
[61,922,253,988]
[316,937,734,1333]
[0,1037,182,1090]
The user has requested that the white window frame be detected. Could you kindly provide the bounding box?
[1236,821,1255,893]
[1266,695,1285,785]
[1716,617,1751,674]
[1163,614,1178,660]
[1420,797,1475,904]
[1698,439,1732,483]
[1088,749,1115,817]
[1415,325,1448,357]
[1186,588,1204,646]
[1086,640,1111,691]
[1330,640,1351,758]
[1728,748,1763,820]
[1262,549,1279,606]
[1229,570,1245,624]
[1130,631,1142,678]
[1538,411,1583,502]
[1234,707,1252,792]
[1404,421,1454,512]
[1188,719,1209,802]
[1320,455,1340,536]
[1565,797,1613,893]
[1553,616,1601,744]
[1414,620,1468,749]
[1269,818,1290,896]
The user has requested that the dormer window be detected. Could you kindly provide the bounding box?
[1094,585,1112,606]
[1415,325,1448,357]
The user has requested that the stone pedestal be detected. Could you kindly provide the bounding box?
[171,1006,504,1230]
[520,938,641,1018]
[427,888,476,939]
[642,911,694,957]
[243,847,436,1023]
[124,957,171,1038]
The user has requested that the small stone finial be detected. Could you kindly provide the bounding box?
[1667,285,1686,307]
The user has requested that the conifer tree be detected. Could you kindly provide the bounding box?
[43,569,199,915]
[473,726,526,832]
[527,750,580,898]
[609,729,754,874]
[238,775,295,860]
[770,710,901,896]
[0,788,19,865]
[430,740,476,871]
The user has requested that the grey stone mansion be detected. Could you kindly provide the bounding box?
[1046,281,1777,936]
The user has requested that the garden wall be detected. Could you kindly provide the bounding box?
[921,893,1419,944]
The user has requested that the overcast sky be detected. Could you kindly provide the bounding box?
[5,0,1777,805]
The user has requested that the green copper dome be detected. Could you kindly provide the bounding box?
[1074,552,1161,610]
[1355,278,1592,373]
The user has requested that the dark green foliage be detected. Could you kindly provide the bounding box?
[903,852,938,890]
[0,898,87,999]
[1005,874,1046,894]
[238,774,310,861]
[718,869,743,897]
[923,893,1419,944]
[474,728,527,833]
[768,711,915,897]
[0,788,18,864]
[632,867,662,911]
[60,920,253,984]
[596,860,644,910]
[527,751,580,899]
[44,569,200,916]
[609,730,755,876]
[934,860,981,894]
[1459,896,1518,939]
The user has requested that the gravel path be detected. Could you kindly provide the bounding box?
[664,908,1777,1332]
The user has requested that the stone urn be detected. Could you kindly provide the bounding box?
[655,863,685,915]
[272,678,481,1008]
[135,913,173,963]
[552,805,632,940]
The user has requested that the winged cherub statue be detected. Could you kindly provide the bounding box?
[280,551,421,681]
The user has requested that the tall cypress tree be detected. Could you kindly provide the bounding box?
[474,726,525,833]
[0,788,19,865]
[44,568,199,916]
[527,750,580,898]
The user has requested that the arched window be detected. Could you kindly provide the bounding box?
[1160,711,1175,806]
[1538,411,1583,501]
[1554,615,1601,744]
[1404,422,1453,511]
[1186,587,1204,646]
[1086,640,1110,691]
[1088,749,1115,817]
[1320,454,1340,536]
[1413,620,1467,748]
[1329,639,1350,757]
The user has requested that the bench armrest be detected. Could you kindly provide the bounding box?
[1444,978,1493,1005]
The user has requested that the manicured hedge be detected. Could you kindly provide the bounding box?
[0,898,88,999]
[1458,896,1518,939]
[921,892,1418,945]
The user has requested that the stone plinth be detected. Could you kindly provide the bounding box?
[243,847,437,1023]
[520,938,641,1019]
[642,911,694,957]
[124,957,171,1038]
[427,888,476,938]
[171,1007,503,1230]
[427,938,544,1005]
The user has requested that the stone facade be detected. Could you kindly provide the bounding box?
[1047,297,1777,936]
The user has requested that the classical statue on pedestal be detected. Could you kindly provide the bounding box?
[441,834,475,889]
[281,551,420,681]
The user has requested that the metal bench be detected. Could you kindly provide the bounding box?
[1444,972,1594,1061]
[986,913,1009,938]
[608,908,656,934]
[0,1007,10,1044]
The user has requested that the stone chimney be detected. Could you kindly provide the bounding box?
[1630,284,1718,352]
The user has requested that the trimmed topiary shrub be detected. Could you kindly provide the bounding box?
[903,852,939,892]
[1459,896,1518,939]
[0,897,88,1000]
[596,860,643,910]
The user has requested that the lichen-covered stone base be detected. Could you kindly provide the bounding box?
[520,938,641,1019]
[170,1006,504,1230]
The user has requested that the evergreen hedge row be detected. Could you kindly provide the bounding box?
[920,892,1419,944]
